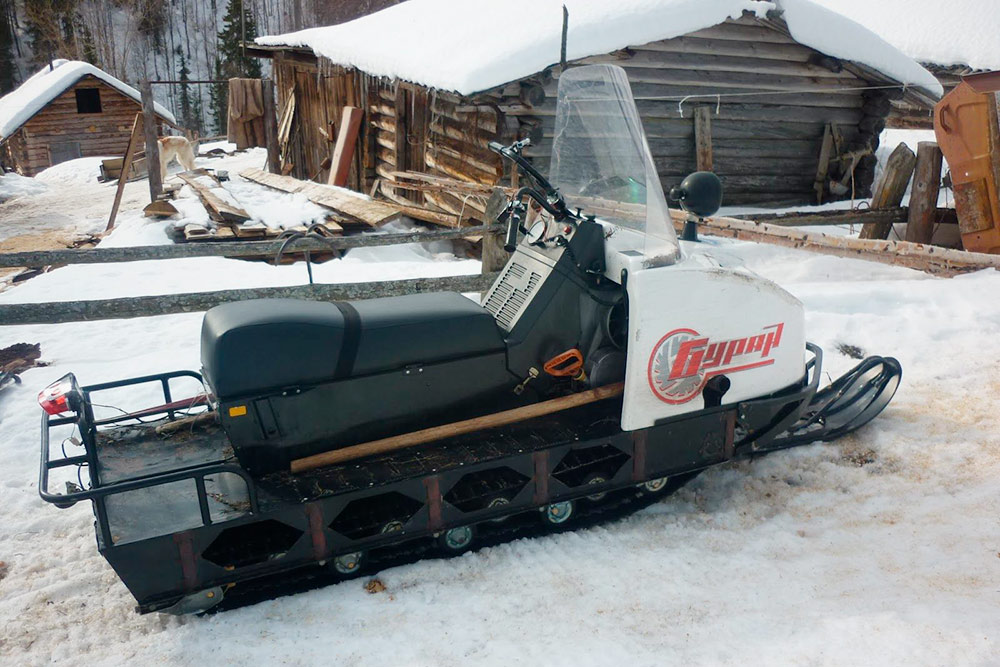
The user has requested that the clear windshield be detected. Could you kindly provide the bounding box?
[549,65,679,266]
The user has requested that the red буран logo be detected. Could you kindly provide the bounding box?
[647,323,784,404]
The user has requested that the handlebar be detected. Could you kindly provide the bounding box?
[488,139,576,251]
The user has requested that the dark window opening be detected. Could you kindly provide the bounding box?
[75,88,101,114]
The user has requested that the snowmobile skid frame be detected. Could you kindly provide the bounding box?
[38,344,900,614]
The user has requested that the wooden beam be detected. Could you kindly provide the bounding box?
[140,80,162,201]
[262,78,281,174]
[904,142,943,244]
[670,210,1000,277]
[0,225,503,268]
[694,106,713,172]
[290,382,625,473]
[859,142,916,240]
[0,273,499,326]
[733,207,907,227]
[327,106,363,187]
[105,113,143,232]
[176,170,250,224]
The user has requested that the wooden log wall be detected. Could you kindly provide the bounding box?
[499,16,888,206]
[8,74,170,176]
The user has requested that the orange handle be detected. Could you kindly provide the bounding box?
[544,349,584,378]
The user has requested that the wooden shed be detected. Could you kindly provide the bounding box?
[0,60,176,177]
[251,0,941,214]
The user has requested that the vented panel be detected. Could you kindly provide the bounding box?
[483,260,546,331]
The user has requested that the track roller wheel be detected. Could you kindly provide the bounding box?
[438,525,475,553]
[584,473,608,502]
[541,500,574,525]
[332,551,363,575]
[641,476,669,495]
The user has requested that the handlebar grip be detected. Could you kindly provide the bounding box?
[504,212,520,252]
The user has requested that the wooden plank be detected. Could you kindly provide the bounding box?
[669,209,1000,277]
[105,113,143,232]
[140,80,162,201]
[733,208,907,227]
[694,107,712,172]
[904,142,943,244]
[327,106,363,187]
[240,168,401,226]
[177,170,250,224]
[860,143,917,240]
[0,225,503,269]
[290,382,625,472]
[0,273,500,326]
[262,78,281,174]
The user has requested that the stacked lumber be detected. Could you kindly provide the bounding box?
[176,170,250,224]
[240,168,469,228]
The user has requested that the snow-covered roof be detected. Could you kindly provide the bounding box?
[256,0,942,97]
[808,0,1000,72]
[0,60,176,142]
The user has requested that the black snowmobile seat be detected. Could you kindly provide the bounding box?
[201,292,505,399]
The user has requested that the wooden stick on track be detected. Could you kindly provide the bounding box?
[290,382,625,474]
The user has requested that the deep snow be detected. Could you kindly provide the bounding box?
[0,142,997,666]
[809,0,1000,71]
[257,0,941,97]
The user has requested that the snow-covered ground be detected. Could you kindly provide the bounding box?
[0,143,998,666]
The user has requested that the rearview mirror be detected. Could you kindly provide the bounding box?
[669,171,723,218]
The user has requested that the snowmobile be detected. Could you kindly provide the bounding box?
[36,65,901,615]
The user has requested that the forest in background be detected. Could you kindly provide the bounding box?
[0,0,402,134]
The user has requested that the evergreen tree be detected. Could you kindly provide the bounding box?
[209,57,227,135]
[191,92,205,137]
[0,0,18,94]
[217,0,261,79]
[24,0,79,68]
[176,46,194,130]
[211,0,263,135]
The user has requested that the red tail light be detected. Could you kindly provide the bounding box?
[38,375,79,415]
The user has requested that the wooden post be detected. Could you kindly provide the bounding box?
[140,80,162,201]
[813,123,833,205]
[105,113,143,232]
[262,78,281,174]
[904,141,943,244]
[859,142,916,240]
[694,106,713,172]
[481,187,510,296]
[327,106,363,187]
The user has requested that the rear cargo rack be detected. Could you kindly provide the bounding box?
[38,370,259,548]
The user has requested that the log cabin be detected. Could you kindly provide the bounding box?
[0,60,176,177]
[251,0,941,215]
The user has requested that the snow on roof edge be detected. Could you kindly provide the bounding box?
[0,60,177,142]
[255,0,942,98]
